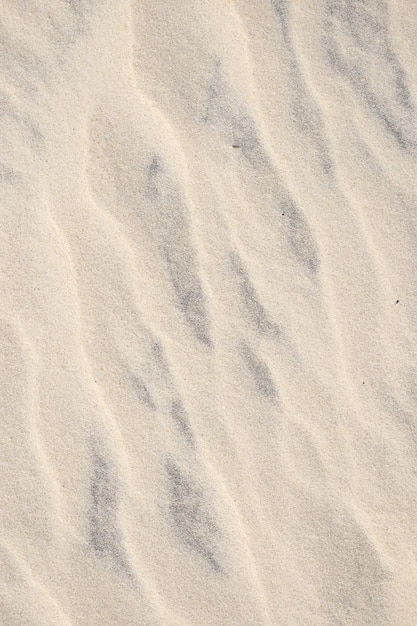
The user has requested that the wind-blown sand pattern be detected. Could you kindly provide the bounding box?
[1,1,417,624]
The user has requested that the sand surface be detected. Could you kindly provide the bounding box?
[1,1,417,624]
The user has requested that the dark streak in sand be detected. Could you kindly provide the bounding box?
[88,443,131,577]
[170,400,195,447]
[230,252,281,336]
[166,458,222,572]
[130,374,156,410]
[241,342,278,401]
[324,0,416,152]
[147,156,212,346]
[280,196,320,274]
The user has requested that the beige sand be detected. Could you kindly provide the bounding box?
[1,1,417,624]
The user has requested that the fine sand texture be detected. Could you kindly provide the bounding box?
[2,1,417,624]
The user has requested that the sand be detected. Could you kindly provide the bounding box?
[1,1,417,624]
